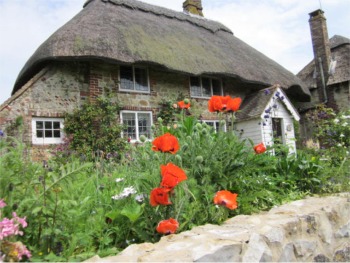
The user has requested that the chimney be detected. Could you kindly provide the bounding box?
[308,9,331,102]
[183,0,204,17]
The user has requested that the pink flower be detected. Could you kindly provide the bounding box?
[0,199,6,208]
[13,241,32,260]
[12,212,28,228]
[0,218,22,239]
[0,213,27,240]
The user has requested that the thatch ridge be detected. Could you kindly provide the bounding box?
[13,0,310,101]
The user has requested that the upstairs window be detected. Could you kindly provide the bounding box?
[119,66,149,93]
[190,77,222,98]
[32,118,64,145]
[121,111,152,142]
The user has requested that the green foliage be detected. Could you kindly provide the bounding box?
[63,96,126,160]
[306,105,350,164]
[0,106,348,262]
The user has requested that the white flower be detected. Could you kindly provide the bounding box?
[334,118,340,124]
[115,178,124,183]
[341,115,350,119]
[340,133,345,138]
[112,186,137,200]
[337,143,342,147]
[342,122,348,127]
[135,194,146,203]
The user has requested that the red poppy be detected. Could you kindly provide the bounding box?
[150,187,172,207]
[178,100,190,109]
[156,218,179,234]
[208,96,224,112]
[220,96,231,110]
[160,163,187,189]
[226,97,242,112]
[152,133,180,154]
[213,190,238,210]
[254,142,266,154]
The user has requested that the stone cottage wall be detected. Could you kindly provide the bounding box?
[0,63,85,161]
[0,61,251,161]
[86,194,350,262]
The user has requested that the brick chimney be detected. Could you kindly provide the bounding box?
[183,0,204,17]
[308,9,331,103]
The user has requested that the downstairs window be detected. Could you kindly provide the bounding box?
[32,117,64,145]
[121,111,152,142]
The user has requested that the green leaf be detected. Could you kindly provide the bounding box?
[32,206,42,215]
[105,210,121,221]
[121,203,143,223]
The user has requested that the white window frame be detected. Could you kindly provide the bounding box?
[202,120,226,133]
[119,65,150,93]
[190,76,223,98]
[120,111,153,142]
[32,117,64,145]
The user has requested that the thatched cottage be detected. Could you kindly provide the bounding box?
[0,0,310,159]
[297,10,350,140]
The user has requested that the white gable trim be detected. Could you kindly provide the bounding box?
[260,87,300,121]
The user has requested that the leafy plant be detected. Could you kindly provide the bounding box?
[63,96,126,161]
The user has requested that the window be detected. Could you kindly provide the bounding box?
[121,111,152,141]
[32,118,64,144]
[119,65,149,92]
[202,120,226,133]
[190,77,222,98]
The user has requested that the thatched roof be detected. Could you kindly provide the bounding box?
[13,0,310,101]
[297,35,350,88]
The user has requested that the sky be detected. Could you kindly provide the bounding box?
[0,0,349,105]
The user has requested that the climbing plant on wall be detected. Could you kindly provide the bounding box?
[63,96,126,160]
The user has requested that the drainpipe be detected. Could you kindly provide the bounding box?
[318,57,328,104]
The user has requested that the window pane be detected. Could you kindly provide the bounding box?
[138,113,151,139]
[45,130,53,138]
[53,130,61,138]
[190,77,201,97]
[36,121,43,129]
[45,121,52,129]
[212,79,222,95]
[120,66,134,90]
[134,68,149,91]
[53,122,60,129]
[36,130,43,138]
[202,77,211,97]
[122,113,136,140]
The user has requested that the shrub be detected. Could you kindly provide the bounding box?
[63,96,126,161]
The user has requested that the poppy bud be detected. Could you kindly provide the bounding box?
[175,154,182,163]
[157,117,163,123]
[195,156,204,163]
[139,135,147,143]
[182,143,189,151]
[184,98,190,104]
[195,123,203,130]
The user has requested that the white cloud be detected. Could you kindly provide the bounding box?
[0,0,349,105]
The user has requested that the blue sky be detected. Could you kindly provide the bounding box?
[0,0,349,105]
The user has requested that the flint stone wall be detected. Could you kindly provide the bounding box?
[86,193,350,262]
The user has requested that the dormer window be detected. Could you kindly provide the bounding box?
[190,76,222,98]
[119,66,149,93]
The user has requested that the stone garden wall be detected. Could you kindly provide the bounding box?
[86,193,350,262]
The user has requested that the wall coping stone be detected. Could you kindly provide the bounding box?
[85,193,350,262]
